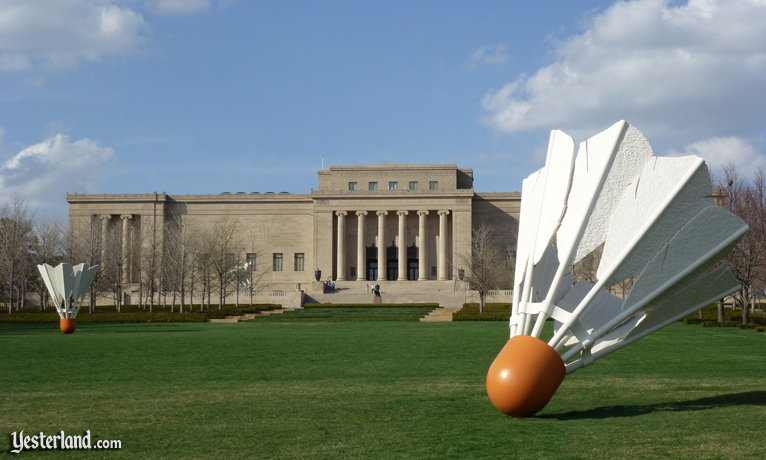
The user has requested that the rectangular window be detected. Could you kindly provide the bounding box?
[294,253,305,271]
[246,253,257,270]
[273,253,283,271]
[429,181,438,190]
[348,181,358,191]
[225,253,236,267]
[388,181,398,190]
[409,181,418,190]
[368,181,377,191]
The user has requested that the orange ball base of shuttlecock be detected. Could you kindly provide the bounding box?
[486,335,566,418]
[59,318,76,334]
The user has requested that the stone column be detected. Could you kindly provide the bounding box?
[120,215,133,283]
[100,214,111,264]
[356,211,367,281]
[397,211,408,280]
[417,211,429,281]
[336,211,347,281]
[376,211,388,281]
[438,210,450,280]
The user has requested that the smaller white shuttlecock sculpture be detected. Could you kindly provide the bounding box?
[486,121,748,418]
[37,263,99,334]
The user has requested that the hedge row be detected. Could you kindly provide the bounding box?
[0,304,281,323]
[453,303,511,321]
[454,303,766,324]
[0,312,208,323]
[257,307,438,322]
[701,321,765,329]
[117,303,281,313]
[204,304,282,319]
[303,302,439,308]
[684,316,766,329]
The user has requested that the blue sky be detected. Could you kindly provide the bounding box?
[1,0,765,215]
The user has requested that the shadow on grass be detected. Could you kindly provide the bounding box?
[105,328,201,333]
[540,391,766,420]
[79,323,204,333]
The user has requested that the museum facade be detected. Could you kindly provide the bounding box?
[67,164,520,295]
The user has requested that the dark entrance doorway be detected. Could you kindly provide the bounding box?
[365,243,419,280]
[367,260,377,281]
[407,244,419,280]
[387,261,398,280]
[366,245,378,280]
[408,260,418,280]
[386,244,398,280]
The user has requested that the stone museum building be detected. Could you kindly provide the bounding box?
[67,164,520,300]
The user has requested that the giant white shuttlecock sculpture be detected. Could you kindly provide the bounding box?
[37,263,99,334]
[486,121,748,418]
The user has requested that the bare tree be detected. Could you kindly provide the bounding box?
[572,243,603,285]
[138,210,163,312]
[194,230,215,310]
[206,217,241,309]
[0,196,35,313]
[242,246,271,307]
[31,217,66,311]
[232,253,245,307]
[163,205,198,313]
[101,223,126,311]
[179,226,196,311]
[65,215,106,313]
[461,224,513,313]
[569,243,636,298]
[230,250,271,307]
[718,165,766,325]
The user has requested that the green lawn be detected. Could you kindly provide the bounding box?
[1,320,764,459]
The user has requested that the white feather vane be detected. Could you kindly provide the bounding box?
[37,263,99,319]
[510,121,748,373]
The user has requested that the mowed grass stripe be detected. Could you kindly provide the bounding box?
[1,321,764,459]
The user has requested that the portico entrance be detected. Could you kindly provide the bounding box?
[336,208,454,282]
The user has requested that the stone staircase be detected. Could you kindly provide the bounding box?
[207,305,462,323]
[207,280,472,323]
[206,308,293,323]
[306,280,467,308]
[419,307,460,322]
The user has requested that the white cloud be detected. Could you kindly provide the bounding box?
[0,0,229,73]
[0,0,147,73]
[0,53,31,72]
[468,44,509,66]
[673,136,766,178]
[0,133,116,212]
[481,0,766,147]
[145,0,211,15]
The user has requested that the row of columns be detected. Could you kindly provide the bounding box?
[335,209,450,282]
[99,214,134,283]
